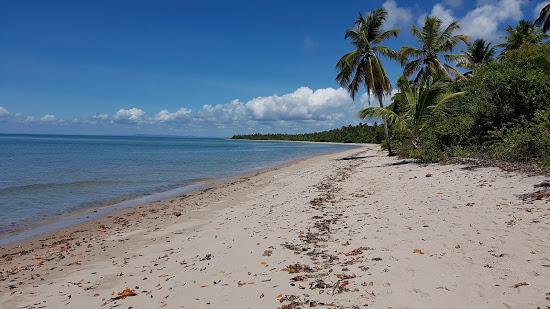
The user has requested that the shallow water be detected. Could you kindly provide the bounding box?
[0,134,357,236]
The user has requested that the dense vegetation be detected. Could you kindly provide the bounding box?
[233,6,550,166]
[232,123,385,144]
[406,43,550,165]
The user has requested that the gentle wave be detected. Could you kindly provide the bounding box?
[0,134,358,241]
[0,180,128,195]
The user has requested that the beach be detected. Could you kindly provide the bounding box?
[1,145,549,308]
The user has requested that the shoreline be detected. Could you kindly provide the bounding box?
[0,142,361,246]
[0,145,366,250]
[2,144,549,308]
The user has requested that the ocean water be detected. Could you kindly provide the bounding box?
[0,134,357,237]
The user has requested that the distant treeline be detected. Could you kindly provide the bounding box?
[231,123,385,143]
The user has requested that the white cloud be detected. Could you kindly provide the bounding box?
[382,0,413,30]
[114,108,146,124]
[535,1,550,19]
[0,87,372,135]
[421,0,524,41]
[0,107,9,116]
[155,108,192,122]
[201,87,352,123]
[430,3,456,28]
[460,0,523,40]
[40,114,56,122]
[93,114,109,120]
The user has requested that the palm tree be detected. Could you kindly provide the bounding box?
[535,3,550,33]
[358,73,465,149]
[336,8,399,155]
[449,39,496,75]
[497,20,549,54]
[399,16,469,83]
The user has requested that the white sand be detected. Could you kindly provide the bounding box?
[1,145,549,309]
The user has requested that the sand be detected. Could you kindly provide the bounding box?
[1,145,549,309]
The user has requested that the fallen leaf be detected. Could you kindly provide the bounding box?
[261,262,267,265]
[426,173,432,177]
[413,249,424,255]
[513,282,529,288]
[118,287,137,297]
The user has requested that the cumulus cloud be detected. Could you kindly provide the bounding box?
[114,108,146,124]
[0,87,370,135]
[421,0,524,41]
[155,108,191,122]
[460,0,523,40]
[93,114,109,121]
[382,0,413,30]
[199,87,353,123]
[0,106,9,116]
[429,3,456,28]
[40,114,56,122]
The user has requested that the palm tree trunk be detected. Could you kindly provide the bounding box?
[378,98,393,156]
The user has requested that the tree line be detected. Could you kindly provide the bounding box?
[232,123,385,144]
[234,5,550,166]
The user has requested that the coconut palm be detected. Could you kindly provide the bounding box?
[358,74,465,149]
[497,20,549,54]
[399,16,469,83]
[535,3,550,33]
[449,39,496,75]
[336,8,400,155]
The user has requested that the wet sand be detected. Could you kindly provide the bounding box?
[1,145,549,308]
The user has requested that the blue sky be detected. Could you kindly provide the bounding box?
[0,0,548,137]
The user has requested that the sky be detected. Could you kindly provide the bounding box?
[0,0,548,137]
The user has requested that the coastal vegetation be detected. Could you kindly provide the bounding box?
[335,8,399,155]
[233,8,550,167]
[232,122,384,144]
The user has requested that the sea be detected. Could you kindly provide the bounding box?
[0,134,357,243]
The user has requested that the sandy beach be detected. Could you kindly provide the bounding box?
[1,145,549,309]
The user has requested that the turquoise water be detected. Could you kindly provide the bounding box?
[0,134,356,236]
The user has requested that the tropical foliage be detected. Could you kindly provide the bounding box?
[336,8,399,155]
[399,16,469,82]
[235,12,550,167]
[497,20,549,54]
[358,73,465,149]
[451,39,496,74]
[232,123,385,144]
[535,3,550,33]
[406,43,550,163]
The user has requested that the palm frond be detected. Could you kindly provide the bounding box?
[357,107,407,130]
[372,29,400,44]
[535,3,550,32]
[374,45,399,61]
